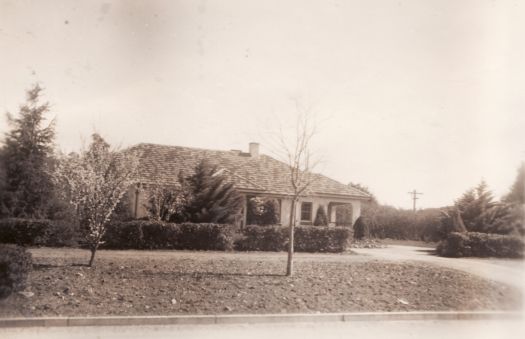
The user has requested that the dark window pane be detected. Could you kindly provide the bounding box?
[301,202,312,221]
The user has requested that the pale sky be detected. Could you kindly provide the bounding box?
[1,0,524,209]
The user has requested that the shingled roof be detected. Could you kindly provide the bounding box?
[128,143,370,199]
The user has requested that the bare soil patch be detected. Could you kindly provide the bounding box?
[0,248,520,317]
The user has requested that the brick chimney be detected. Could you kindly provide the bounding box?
[249,142,259,158]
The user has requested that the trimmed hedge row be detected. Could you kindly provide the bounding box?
[103,222,350,253]
[436,232,524,258]
[295,226,350,252]
[0,218,351,253]
[0,218,49,246]
[234,225,287,251]
[0,218,77,247]
[102,221,236,251]
[0,244,32,299]
[234,225,350,253]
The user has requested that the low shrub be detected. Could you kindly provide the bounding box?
[42,219,79,247]
[313,206,329,226]
[437,232,524,258]
[177,223,235,251]
[103,220,144,249]
[234,225,287,251]
[0,244,32,299]
[235,225,350,253]
[353,217,368,240]
[0,218,50,246]
[102,221,235,251]
[0,218,78,247]
[294,227,350,252]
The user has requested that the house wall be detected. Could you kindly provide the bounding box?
[279,196,362,227]
[128,185,363,228]
[128,185,148,219]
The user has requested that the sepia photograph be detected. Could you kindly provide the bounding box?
[0,1,524,338]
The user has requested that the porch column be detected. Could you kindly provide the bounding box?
[328,203,337,226]
[351,201,361,226]
[242,195,248,230]
[280,198,292,227]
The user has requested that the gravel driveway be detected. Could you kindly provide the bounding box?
[352,245,525,289]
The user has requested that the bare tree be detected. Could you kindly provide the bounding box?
[273,106,320,276]
[143,173,192,223]
[53,134,140,267]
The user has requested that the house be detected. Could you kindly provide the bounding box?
[127,142,370,227]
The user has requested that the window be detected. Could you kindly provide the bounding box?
[300,202,313,221]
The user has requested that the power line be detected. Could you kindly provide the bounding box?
[408,189,423,212]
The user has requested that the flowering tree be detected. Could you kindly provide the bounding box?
[54,134,140,266]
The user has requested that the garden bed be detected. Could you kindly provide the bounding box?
[0,248,520,317]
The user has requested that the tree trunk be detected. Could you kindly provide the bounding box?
[88,246,97,267]
[286,198,297,276]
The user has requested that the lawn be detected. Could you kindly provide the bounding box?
[0,248,521,317]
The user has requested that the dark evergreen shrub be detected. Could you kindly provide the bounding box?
[234,225,287,251]
[0,218,50,246]
[177,223,235,251]
[246,198,279,226]
[313,206,329,226]
[353,217,368,239]
[260,199,280,225]
[42,219,79,247]
[294,226,350,252]
[0,244,32,298]
[235,225,349,253]
[141,222,178,249]
[436,232,470,257]
[437,232,524,258]
[102,220,144,249]
[102,221,235,251]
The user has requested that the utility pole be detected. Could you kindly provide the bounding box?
[408,189,423,213]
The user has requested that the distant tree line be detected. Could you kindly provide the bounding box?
[350,171,524,242]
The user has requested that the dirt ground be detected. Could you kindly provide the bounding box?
[0,248,521,317]
[379,239,438,248]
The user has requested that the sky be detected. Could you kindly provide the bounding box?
[1,0,524,209]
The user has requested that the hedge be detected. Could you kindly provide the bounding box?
[235,225,350,253]
[234,225,287,251]
[0,218,78,247]
[0,218,50,246]
[436,232,524,258]
[0,244,32,299]
[102,221,236,251]
[294,226,350,252]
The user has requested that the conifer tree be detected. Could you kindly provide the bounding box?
[186,159,242,224]
[353,216,368,239]
[454,180,494,232]
[0,84,55,218]
[313,205,328,226]
[503,163,525,205]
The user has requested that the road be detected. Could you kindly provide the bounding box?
[352,245,525,289]
[2,319,524,339]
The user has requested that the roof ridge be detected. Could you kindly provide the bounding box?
[132,142,242,155]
